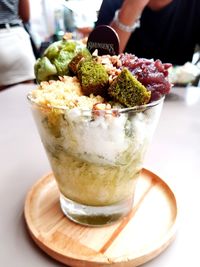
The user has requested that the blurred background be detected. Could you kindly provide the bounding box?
[29,0,103,57]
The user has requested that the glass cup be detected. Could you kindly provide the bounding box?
[27,94,164,226]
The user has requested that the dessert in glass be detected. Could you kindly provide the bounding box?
[28,39,171,226]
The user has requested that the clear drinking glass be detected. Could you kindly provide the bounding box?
[27,94,164,226]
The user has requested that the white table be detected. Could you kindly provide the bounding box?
[0,84,200,267]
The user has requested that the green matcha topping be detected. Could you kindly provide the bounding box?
[77,58,109,96]
[34,39,86,83]
[108,68,151,107]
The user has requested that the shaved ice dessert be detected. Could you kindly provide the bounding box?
[28,39,171,226]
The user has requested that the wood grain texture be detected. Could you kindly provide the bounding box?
[24,169,177,267]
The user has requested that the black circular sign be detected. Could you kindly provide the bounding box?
[87,25,120,56]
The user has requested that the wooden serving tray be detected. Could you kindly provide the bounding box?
[24,169,177,267]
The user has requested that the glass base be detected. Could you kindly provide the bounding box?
[60,194,134,227]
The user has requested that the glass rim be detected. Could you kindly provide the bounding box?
[27,93,164,114]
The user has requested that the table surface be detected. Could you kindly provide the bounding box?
[0,84,200,267]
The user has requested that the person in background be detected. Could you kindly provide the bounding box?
[0,0,36,90]
[95,0,200,65]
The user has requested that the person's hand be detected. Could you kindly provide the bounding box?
[111,0,151,53]
[120,0,151,20]
[123,0,151,11]
[118,0,150,26]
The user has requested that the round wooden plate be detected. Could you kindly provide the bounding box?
[24,169,178,267]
